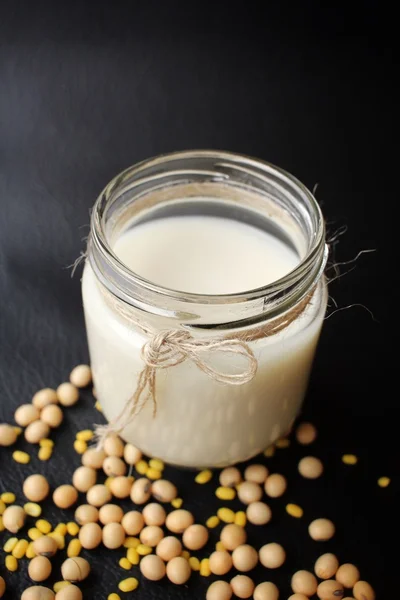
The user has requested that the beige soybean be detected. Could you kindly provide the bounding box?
[102,522,126,549]
[122,511,145,535]
[246,502,272,525]
[219,466,242,488]
[22,586,55,600]
[182,524,209,550]
[298,456,324,479]
[156,536,182,561]
[142,503,166,526]
[57,383,79,407]
[317,580,345,599]
[53,486,78,509]
[259,543,286,568]
[315,554,340,579]
[82,448,106,469]
[130,478,151,505]
[103,434,124,457]
[124,443,142,465]
[86,484,111,507]
[288,596,309,600]
[209,550,233,575]
[23,474,50,502]
[291,570,318,596]
[33,536,58,558]
[29,556,52,582]
[140,554,166,581]
[55,584,82,600]
[207,580,232,600]
[2,505,26,533]
[0,423,18,446]
[140,525,164,547]
[166,509,194,534]
[353,581,375,600]
[244,464,268,484]
[296,422,317,445]
[151,479,178,503]
[232,545,258,572]
[166,556,191,585]
[15,404,40,427]
[264,473,287,498]
[72,466,97,493]
[79,522,102,549]
[110,476,133,499]
[253,582,280,600]
[0,576,5,599]
[99,504,124,525]
[220,523,247,550]
[336,564,360,588]
[309,518,335,541]
[41,405,63,428]
[25,421,50,444]
[32,388,59,409]
[74,504,99,525]
[230,575,255,599]
[237,481,262,505]
[69,364,92,388]
[61,557,90,582]
[103,456,126,477]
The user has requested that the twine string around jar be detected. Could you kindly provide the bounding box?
[94,285,315,448]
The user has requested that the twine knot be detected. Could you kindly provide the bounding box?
[95,328,257,447]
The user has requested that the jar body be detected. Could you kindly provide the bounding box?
[82,263,327,468]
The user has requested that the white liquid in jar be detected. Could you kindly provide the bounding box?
[113,216,299,294]
[82,214,326,467]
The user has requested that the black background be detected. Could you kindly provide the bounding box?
[0,2,397,598]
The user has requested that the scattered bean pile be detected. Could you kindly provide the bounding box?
[0,365,383,599]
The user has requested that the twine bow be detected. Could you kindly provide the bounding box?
[95,328,257,446]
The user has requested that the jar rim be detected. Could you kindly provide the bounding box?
[88,150,328,322]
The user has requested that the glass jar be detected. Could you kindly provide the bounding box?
[82,150,328,468]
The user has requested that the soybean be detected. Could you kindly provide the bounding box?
[156,536,182,561]
[206,581,233,600]
[264,473,287,498]
[317,580,345,599]
[253,582,280,600]
[86,484,111,507]
[22,587,55,600]
[220,523,247,551]
[103,456,126,477]
[209,550,233,575]
[335,564,360,588]
[296,422,317,444]
[32,388,58,409]
[246,502,272,525]
[2,505,26,533]
[25,421,50,444]
[79,522,102,549]
[182,524,209,550]
[0,423,18,446]
[72,466,97,493]
[298,456,324,479]
[166,556,191,585]
[230,575,255,598]
[57,383,79,407]
[259,543,286,569]
[24,474,50,502]
[237,481,262,504]
[103,434,124,457]
[122,511,145,535]
[291,570,318,596]
[55,584,82,600]
[353,581,375,600]
[244,464,268,484]
[142,502,166,526]
[75,504,99,525]
[33,536,58,557]
[41,404,63,428]
[82,448,106,469]
[124,443,142,465]
[99,504,124,525]
[15,404,40,427]
[69,364,92,388]
[28,556,52,582]
[315,554,340,579]
[140,554,166,581]
[219,466,242,488]
[309,518,335,541]
[53,486,78,509]
[130,478,151,505]
[140,525,164,547]
[166,509,194,534]
[61,557,91,581]
[151,479,177,502]
[232,545,258,572]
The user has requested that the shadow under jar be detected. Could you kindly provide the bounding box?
[82,150,328,468]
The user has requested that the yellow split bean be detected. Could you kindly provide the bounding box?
[286,503,304,518]
[195,470,213,484]
[12,450,30,464]
[76,429,94,442]
[206,516,220,528]
[217,508,235,523]
[127,547,140,565]
[215,487,236,501]
[171,498,183,509]
[119,557,132,570]
[26,542,36,558]
[67,522,80,536]
[235,511,247,527]
[54,581,71,593]
[200,558,211,576]
[118,577,139,592]
[24,503,42,518]
[149,458,164,471]
[5,555,18,571]
[137,544,152,556]
[36,520,52,534]
[38,446,53,461]
[1,493,16,504]
[189,556,200,571]
[12,539,29,558]
[28,528,43,540]
[4,537,18,553]
[67,539,82,557]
